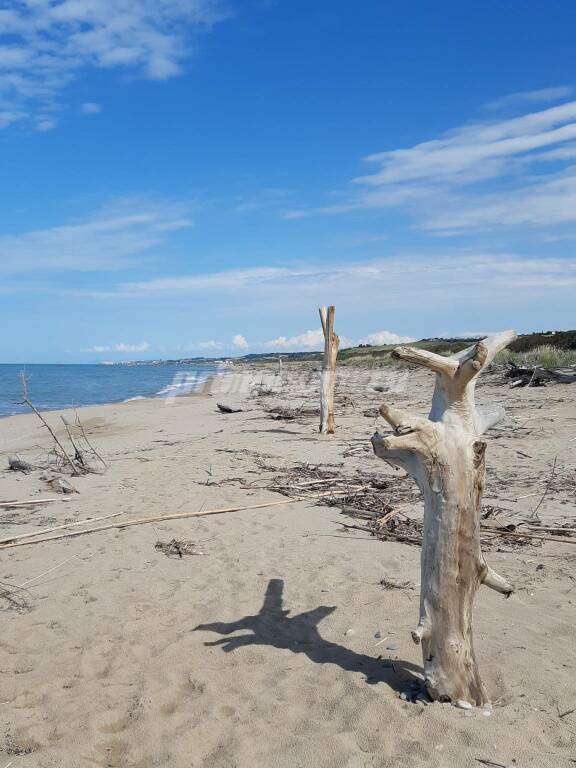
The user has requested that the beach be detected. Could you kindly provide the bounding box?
[1,363,575,767]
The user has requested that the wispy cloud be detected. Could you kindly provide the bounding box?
[81,101,102,115]
[306,94,576,235]
[0,198,193,274]
[354,100,576,189]
[97,253,576,308]
[0,0,227,130]
[484,86,573,112]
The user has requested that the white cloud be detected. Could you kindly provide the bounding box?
[232,334,248,348]
[263,329,325,351]
[262,329,356,351]
[312,94,576,234]
[85,341,150,353]
[0,0,227,129]
[0,198,193,274]
[354,100,576,189]
[81,101,102,114]
[104,253,576,303]
[359,330,415,346]
[484,87,573,112]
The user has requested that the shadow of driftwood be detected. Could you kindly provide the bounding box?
[195,578,421,691]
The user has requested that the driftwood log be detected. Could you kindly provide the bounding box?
[319,306,339,434]
[371,331,517,707]
[505,362,576,387]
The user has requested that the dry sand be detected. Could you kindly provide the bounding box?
[1,364,575,767]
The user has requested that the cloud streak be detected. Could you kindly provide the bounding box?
[0,198,193,274]
[0,0,227,130]
[307,94,576,235]
[484,86,573,112]
[96,253,576,308]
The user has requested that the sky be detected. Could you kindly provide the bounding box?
[0,0,575,363]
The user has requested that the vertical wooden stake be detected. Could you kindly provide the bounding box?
[319,306,339,434]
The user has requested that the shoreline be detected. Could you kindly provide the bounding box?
[0,367,229,421]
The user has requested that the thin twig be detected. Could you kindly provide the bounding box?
[18,552,92,589]
[0,498,69,508]
[0,511,124,546]
[529,455,558,520]
[19,370,79,475]
[0,491,350,550]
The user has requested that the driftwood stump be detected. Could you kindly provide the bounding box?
[319,306,339,434]
[371,331,517,707]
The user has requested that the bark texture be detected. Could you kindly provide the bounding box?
[371,331,517,706]
[319,306,339,434]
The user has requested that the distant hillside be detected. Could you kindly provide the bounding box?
[236,330,576,366]
[117,330,576,367]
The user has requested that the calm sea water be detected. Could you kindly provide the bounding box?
[0,363,224,418]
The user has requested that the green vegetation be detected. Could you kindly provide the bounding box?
[237,330,576,369]
[496,344,576,369]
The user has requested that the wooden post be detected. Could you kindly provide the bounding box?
[319,306,339,434]
[371,331,517,707]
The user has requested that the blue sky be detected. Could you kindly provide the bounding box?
[1,0,575,362]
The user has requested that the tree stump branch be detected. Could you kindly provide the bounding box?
[371,331,517,707]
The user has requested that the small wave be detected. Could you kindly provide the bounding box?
[156,376,209,397]
[123,395,147,402]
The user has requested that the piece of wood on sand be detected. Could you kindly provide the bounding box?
[371,331,517,708]
[319,305,340,434]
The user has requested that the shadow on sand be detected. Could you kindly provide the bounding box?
[195,578,422,692]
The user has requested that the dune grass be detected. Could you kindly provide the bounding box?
[495,344,576,368]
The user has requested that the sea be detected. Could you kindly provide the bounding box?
[0,363,225,418]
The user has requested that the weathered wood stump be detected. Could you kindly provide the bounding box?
[319,306,339,434]
[371,332,517,707]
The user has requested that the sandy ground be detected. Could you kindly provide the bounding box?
[1,363,575,768]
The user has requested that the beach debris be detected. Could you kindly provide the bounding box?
[0,581,30,613]
[61,414,107,474]
[399,680,430,704]
[319,305,339,434]
[18,371,79,475]
[528,456,557,520]
[252,385,273,397]
[380,577,415,591]
[0,510,123,547]
[371,331,518,707]
[223,458,573,550]
[0,497,68,509]
[266,405,319,421]
[46,477,79,495]
[0,491,351,550]
[16,372,106,476]
[155,538,204,558]
[505,362,576,387]
[7,455,35,474]
[217,403,243,413]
